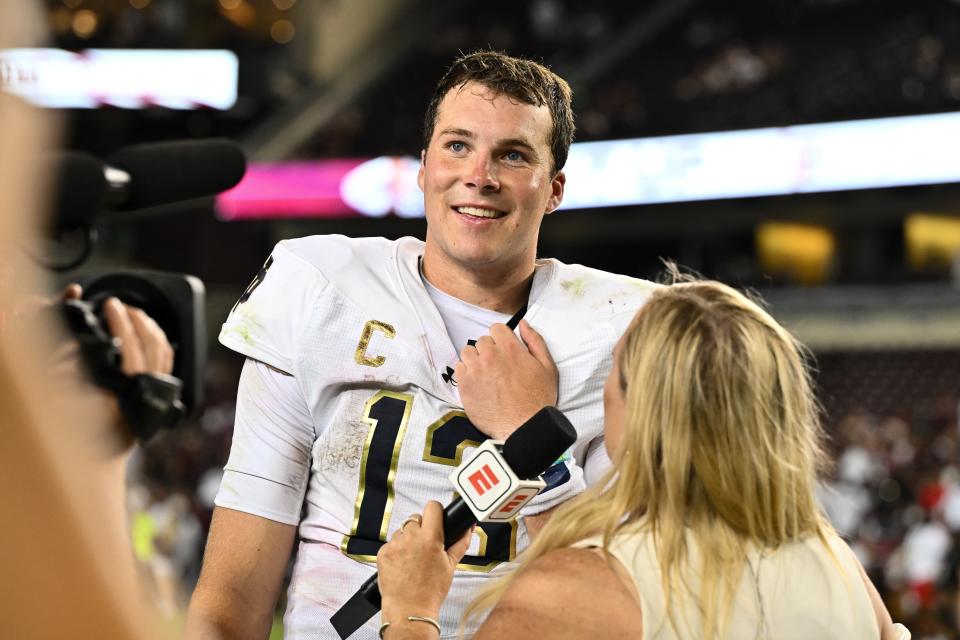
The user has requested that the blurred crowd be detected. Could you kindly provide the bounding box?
[818,350,960,639]
[123,354,241,616]
[307,0,960,158]
[821,404,959,639]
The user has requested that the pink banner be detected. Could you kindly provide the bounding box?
[216,156,424,220]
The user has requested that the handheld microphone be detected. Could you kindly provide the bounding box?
[330,406,576,639]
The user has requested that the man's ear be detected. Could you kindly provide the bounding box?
[544,170,565,215]
[417,149,426,192]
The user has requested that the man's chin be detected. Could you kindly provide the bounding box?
[451,252,501,270]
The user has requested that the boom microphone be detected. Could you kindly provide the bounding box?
[48,152,108,228]
[330,406,577,639]
[44,139,246,269]
[104,138,246,210]
[48,138,247,229]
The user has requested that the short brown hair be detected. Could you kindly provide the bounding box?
[422,51,575,174]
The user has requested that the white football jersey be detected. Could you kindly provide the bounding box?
[217,235,657,639]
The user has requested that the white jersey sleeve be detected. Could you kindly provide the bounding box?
[216,241,328,524]
[219,241,328,375]
[582,435,613,486]
[214,359,315,525]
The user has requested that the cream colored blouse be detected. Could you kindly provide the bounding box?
[574,528,907,639]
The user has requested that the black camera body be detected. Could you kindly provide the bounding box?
[61,270,206,441]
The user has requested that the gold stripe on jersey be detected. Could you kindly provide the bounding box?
[341,390,412,562]
[457,517,518,573]
[354,320,396,367]
[421,411,484,467]
[380,394,411,541]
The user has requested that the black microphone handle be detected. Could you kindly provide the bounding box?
[442,496,480,547]
[350,496,479,611]
[353,572,381,611]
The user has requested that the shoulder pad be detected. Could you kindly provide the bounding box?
[219,241,327,373]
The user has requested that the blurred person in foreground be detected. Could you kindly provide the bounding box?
[0,2,173,638]
[376,280,912,639]
[185,51,654,639]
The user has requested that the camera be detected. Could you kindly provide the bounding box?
[46,138,246,441]
[60,271,206,442]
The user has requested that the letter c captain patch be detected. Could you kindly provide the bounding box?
[355,320,396,367]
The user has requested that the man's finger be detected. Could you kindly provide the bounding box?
[103,298,145,375]
[519,320,554,369]
[128,307,173,374]
[60,283,82,301]
[474,335,495,352]
[459,344,479,364]
[489,323,522,348]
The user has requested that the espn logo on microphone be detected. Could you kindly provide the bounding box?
[450,440,546,522]
[468,464,500,495]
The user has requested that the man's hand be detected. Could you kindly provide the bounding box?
[56,285,174,450]
[60,284,174,377]
[455,320,558,440]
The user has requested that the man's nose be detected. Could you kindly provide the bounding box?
[464,155,499,192]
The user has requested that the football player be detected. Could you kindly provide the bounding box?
[184,51,656,640]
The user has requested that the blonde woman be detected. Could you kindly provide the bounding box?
[376,280,910,639]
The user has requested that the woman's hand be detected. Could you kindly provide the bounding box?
[377,501,473,621]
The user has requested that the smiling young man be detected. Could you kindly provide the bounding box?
[185,52,656,640]
[418,77,564,312]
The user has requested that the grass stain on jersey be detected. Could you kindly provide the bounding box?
[228,324,254,345]
[226,305,264,345]
[561,276,590,298]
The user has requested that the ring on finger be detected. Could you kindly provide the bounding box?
[400,514,423,531]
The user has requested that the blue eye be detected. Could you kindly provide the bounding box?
[449,141,466,153]
[505,150,525,162]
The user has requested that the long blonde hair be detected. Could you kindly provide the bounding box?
[466,280,835,637]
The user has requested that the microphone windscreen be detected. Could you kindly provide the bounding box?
[49,152,107,227]
[501,406,577,479]
[107,138,247,209]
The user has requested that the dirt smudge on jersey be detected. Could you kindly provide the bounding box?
[314,389,373,473]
